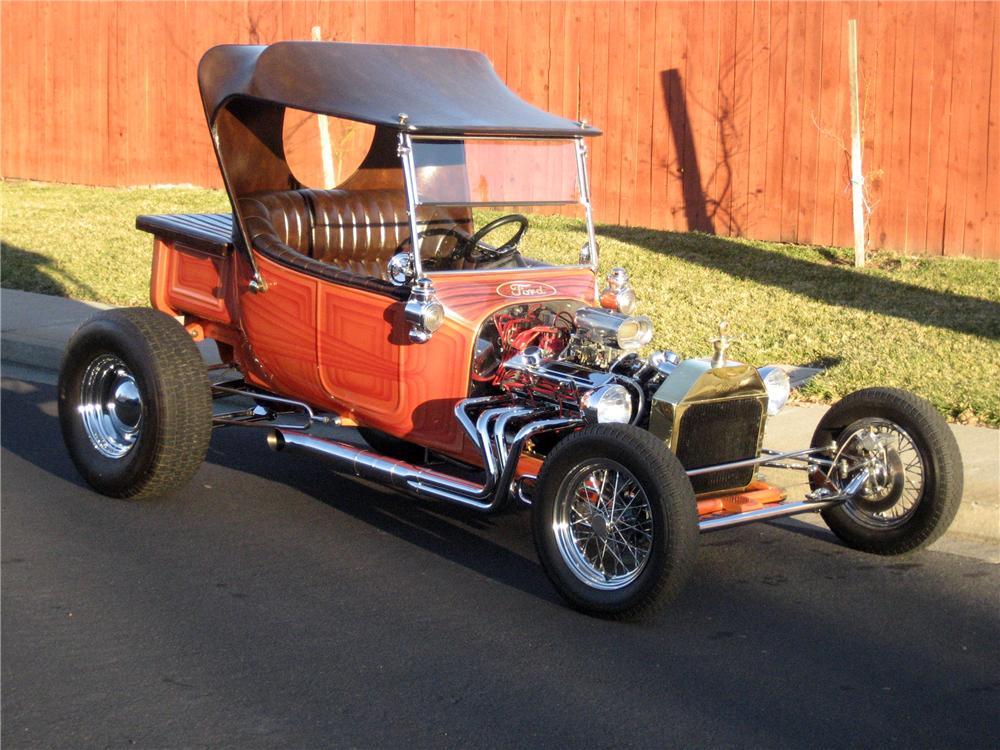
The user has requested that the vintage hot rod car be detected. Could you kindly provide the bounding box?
[58,42,963,618]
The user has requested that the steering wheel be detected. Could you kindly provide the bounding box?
[459,214,529,264]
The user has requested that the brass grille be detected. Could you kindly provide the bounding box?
[675,398,764,494]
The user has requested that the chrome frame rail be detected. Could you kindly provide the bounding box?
[698,467,871,532]
[685,445,834,478]
[211,384,338,430]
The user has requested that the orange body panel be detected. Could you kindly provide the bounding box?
[152,239,598,466]
[150,239,235,324]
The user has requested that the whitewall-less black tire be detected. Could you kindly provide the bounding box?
[811,388,963,554]
[532,424,699,619]
[58,307,212,499]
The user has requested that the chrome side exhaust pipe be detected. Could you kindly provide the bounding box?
[268,430,488,507]
[268,401,581,513]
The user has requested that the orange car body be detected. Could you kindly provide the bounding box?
[151,238,596,466]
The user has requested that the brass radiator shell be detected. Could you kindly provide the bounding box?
[649,359,769,495]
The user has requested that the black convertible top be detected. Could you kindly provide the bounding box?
[198,42,600,138]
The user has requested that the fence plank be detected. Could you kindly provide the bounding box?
[779,0,806,242]
[794,2,824,246]
[743,0,771,240]
[984,7,1000,255]
[923,1,956,255]
[942,1,976,256]
[962,0,997,258]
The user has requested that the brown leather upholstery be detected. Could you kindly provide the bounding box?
[239,189,471,281]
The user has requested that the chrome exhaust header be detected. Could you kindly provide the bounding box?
[268,399,582,513]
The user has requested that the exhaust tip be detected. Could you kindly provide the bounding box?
[267,430,286,452]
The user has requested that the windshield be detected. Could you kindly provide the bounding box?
[406,137,594,273]
[411,138,581,206]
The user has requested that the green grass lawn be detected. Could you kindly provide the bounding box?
[4,180,999,426]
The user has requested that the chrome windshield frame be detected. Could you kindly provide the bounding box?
[397,132,599,280]
[574,136,599,272]
[397,132,427,280]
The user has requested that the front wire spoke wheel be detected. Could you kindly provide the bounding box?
[810,388,963,555]
[532,424,698,619]
[832,419,925,530]
[555,460,653,589]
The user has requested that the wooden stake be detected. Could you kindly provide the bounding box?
[311,26,335,188]
[847,18,865,268]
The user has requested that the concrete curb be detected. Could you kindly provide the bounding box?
[0,289,220,371]
[2,288,997,559]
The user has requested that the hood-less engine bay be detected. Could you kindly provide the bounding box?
[469,301,677,429]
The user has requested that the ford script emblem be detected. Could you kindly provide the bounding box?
[496,281,558,298]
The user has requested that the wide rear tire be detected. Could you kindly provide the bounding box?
[58,307,212,500]
[532,424,699,620]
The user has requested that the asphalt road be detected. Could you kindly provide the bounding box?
[3,375,998,749]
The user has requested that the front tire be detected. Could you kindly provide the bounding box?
[811,388,963,554]
[58,307,212,499]
[532,424,699,619]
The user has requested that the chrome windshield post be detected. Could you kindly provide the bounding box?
[397,129,425,280]
[575,135,599,273]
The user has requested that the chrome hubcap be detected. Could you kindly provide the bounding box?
[79,354,143,459]
[834,419,925,529]
[553,460,654,590]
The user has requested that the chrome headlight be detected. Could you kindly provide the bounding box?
[758,366,790,416]
[581,384,633,424]
[387,252,415,286]
[404,279,445,343]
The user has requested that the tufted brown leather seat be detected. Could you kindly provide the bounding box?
[239,189,471,281]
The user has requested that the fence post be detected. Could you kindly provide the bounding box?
[848,19,866,268]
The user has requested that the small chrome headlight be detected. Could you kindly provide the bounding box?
[421,301,445,332]
[759,366,790,416]
[600,267,637,314]
[404,279,445,343]
[581,384,633,424]
[612,287,637,315]
[387,252,415,286]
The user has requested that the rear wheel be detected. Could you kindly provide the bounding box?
[532,424,698,619]
[811,388,963,554]
[58,307,212,499]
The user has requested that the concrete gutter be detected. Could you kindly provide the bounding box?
[2,287,996,561]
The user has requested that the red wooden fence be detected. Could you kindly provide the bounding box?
[2,1,997,257]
